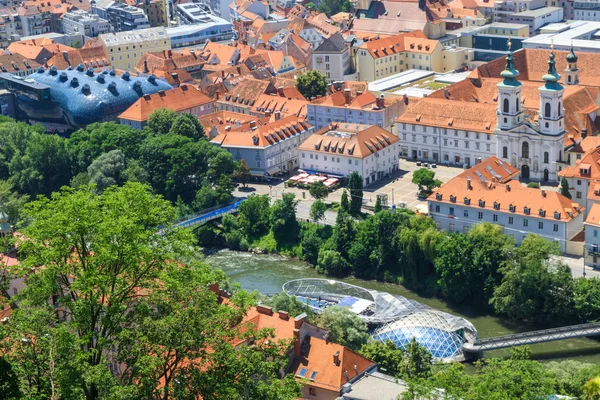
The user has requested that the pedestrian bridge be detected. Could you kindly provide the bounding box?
[463,321,600,353]
[172,198,246,229]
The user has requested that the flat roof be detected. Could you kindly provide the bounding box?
[0,72,50,90]
[513,6,563,17]
[342,372,407,400]
[368,69,434,92]
[522,20,600,51]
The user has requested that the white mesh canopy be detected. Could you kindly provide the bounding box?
[283,279,478,362]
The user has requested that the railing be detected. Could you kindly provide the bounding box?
[463,321,600,352]
[173,198,246,229]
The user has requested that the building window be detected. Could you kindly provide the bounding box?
[523,219,528,227]
[508,216,513,225]
[493,214,498,222]
[502,146,508,158]
[522,142,529,159]
[538,221,543,229]
[449,223,455,232]
[577,191,582,199]
[503,98,509,113]
[554,224,558,232]
[478,212,483,220]
[309,388,316,396]
[449,207,454,216]
[463,210,468,217]
[545,102,551,118]
[544,151,549,164]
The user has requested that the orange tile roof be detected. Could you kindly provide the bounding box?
[456,156,519,183]
[560,148,600,180]
[211,115,311,148]
[430,177,583,222]
[253,93,309,118]
[570,136,600,154]
[0,53,40,73]
[240,305,299,342]
[118,85,213,123]
[359,30,426,59]
[586,203,600,226]
[198,110,256,131]
[47,46,109,69]
[289,336,374,391]
[298,124,400,159]
[203,42,240,66]
[220,78,273,107]
[397,97,497,132]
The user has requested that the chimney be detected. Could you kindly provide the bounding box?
[444,88,449,99]
[208,282,219,294]
[333,351,340,366]
[171,72,179,82]
[256,305,273,315]
[225,125,231,131]
[476,157,482,164]
[506,184,510,191]
[327,83,333,94]
[143,59,149,73]
[249,120,256,129]
[376,93,385,108]
[582,128,588,139]
[467,176,472,189]
[278,310,289,320]
[62,50,69,64]
[277,86,284,96]
[542,189,546,197]
[274,110,281,120]
[343,88,351,104]
[294,313,306,329]
[293,329,301,357]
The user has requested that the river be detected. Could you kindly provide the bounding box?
[204,249,600,364]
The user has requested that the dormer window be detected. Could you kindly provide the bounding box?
[524,207,530,215]
[464,197,470,205]
[509,204,516,212]
[554,211,561,219]
[436,193,442,201]
[493,202,500,210]
[539,209,546,217]
[478,200,485,207]
[450,195,456,203]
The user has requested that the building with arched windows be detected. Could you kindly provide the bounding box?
[396,46,600,183]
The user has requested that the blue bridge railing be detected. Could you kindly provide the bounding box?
[173,198,247,229]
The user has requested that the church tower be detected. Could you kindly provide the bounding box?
[564,46,579,85]
[539,46,565,136]
[496,39,523,131]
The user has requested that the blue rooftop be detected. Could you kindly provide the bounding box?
[31,65,172,126]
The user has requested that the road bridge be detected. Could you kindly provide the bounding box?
[463,322,600,353]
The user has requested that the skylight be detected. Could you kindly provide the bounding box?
[297,368,307,378]
[309,371,318,381]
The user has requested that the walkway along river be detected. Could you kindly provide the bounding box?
[204,249,600,364]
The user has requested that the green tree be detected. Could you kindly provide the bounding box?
[300,223,331,265]
[374,196,382,213]
[238,194,271,238]
[317,0,343,16]
[309,181,328,200]
[317,249,347,276]
[147,107,178,135]
[359,340,403,376]
[263,292,313,318]
[334,206,355,259]
[233,160,252,187]
[400,338,432,380]
[546,360,600,398]
[169,113,205,141]
[310,199,327,222]
[270,193,299,243]
[411,168,441,196]
[313,306,369,350]
[295,70,327,100]
[527,182,540,188]
[430,363,474,400]
[1,183,300,400]
[340,190,350,213]
[573,278,600,323]
[583,377,600,400]
[193,185,219,210]
[560,177,572,199]
[491,235,574,324]
[510,345,532,360]
[305,1,316,9]
[348,172,363,215]
[87,149,126,191]
[0,180,28,226]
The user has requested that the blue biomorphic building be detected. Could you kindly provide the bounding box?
[0,65,172,132]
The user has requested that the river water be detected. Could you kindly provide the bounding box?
[204,249,600,364]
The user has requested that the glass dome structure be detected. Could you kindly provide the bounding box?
[30,65,172,127]
[282,279,477,362]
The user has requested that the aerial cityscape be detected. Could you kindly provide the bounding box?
[1,0,600,398]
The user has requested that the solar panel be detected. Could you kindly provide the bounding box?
[310,371,318,381]
[297,368,307,378]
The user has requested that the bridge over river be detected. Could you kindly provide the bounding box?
[463,321,600,353]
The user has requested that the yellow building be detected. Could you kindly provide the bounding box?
[137,0,168,27]
[355,31,474,82]
[100,27,171,72]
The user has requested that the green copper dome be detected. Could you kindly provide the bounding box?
[566,47,578,63]
[542,50,561,84]
[500,41,520,83]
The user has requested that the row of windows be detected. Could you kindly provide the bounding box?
[500,144,550,163]
[435,205,560,231]
[401,124,491,139]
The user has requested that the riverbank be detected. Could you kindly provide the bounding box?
[203,249,600,364]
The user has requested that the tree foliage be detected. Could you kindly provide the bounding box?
[270,193,299,243]
[308,181,328,200]
[313,307,369,350]
[359,340,403,376]
[310,199,327,222]
[347,172,363,215]
[411,168,441,196]
[295,70,327,100]
[560,177,572,199]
